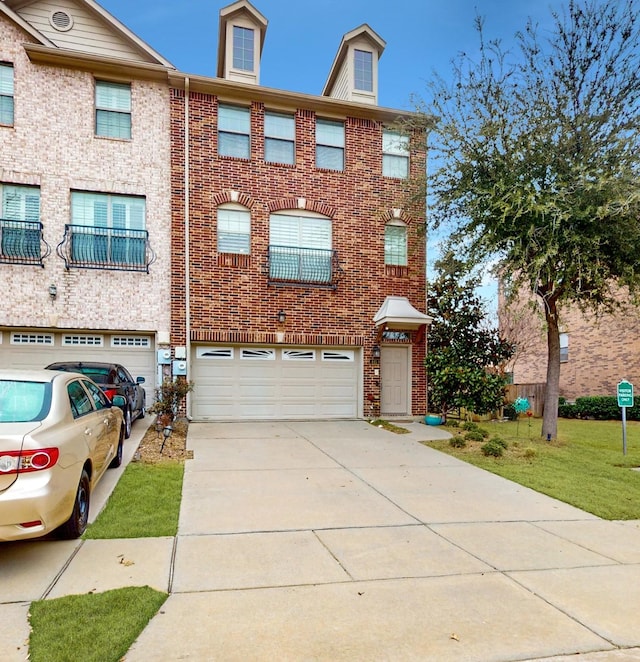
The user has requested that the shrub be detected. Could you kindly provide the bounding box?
[481,440,504,457]
[464,430,485,442]
[148,378,194,421]
[523,447,537,460]
[461,421,489,437]
[503,403,518,421]
[443,418,461,428]
[488,436,508,449]
[449,436,466,448]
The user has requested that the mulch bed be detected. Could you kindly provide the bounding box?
[134,417,190,464]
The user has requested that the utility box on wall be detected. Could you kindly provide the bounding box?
[172,360,187,376]
[157,349,172,365]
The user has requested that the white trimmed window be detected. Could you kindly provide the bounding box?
[219,105,250,158]
[95,81,131,139]
[0,63,14,126]
[217,205,250,254]
[560,333,569,363]
[354,50,373,92]
[265,112,295,164]
[71,191,146,266]
[197,347,234,359]
[233,26,254,71]
[316,119,344,171]
[383,130,409,179]
[1,184,41,260]
[385,222,407,266]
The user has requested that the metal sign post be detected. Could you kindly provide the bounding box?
[617,380,634,456]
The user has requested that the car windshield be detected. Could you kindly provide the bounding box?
[0,380,52,422]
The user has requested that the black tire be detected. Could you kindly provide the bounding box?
[124,406,132,439]
[138,403,145,420]
[109,425,124,468]
[58,469,90,539]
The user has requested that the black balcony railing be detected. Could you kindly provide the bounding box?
[267,245,341,288]
[56,224,156,273]
[0,218,51,267]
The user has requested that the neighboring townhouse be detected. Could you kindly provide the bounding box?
[0,0,174,401]
[500,289,640,402]
[169,0,430,421]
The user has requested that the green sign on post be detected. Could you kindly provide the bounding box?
[617,380,633,456]
[617,380,634,407]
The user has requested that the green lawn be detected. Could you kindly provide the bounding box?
[427,418,640,520]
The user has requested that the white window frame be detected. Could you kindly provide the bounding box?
[232,25,254,72]
[1,184,41,261]
[111,336,151,348]
[560,333,569,363]
[383,130,409,179]
[95,80,131,139]
[316,119,344,171]
[11,333,54,345]
[265,111,295,165]
[241,348,275,360]
[282,349,316,361]
[217,204,251,254]
[322,350,355,362]
[62,335,104,347]
[218,104,250,158]
[385,221,408,266]
[197,347,234,359]
[0,63,14,126]
[354,49,373,92]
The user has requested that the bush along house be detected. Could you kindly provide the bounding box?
[169,0,430,421]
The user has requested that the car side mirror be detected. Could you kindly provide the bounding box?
[136,376,145,384]
[112,394,126,408]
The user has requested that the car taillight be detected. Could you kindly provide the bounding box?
[0,448,60,474]
[103,388,118,400]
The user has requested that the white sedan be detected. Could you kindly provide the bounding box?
[0,369,125,541]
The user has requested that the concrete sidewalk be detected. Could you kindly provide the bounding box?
[3,420,640,661]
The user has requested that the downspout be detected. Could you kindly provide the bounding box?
[184,76,192,420]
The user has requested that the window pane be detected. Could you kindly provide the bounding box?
[233,26,254,71]
[218,208,250,253]
[316,120,344,147]
[2,185,40,221]
[219,132,250,158]
[265,138,294,164]
[265,113,295,140]
[354,50,373,92]
[96,110,131,139]
[219,105,250,133]
[0,96,13,125]
[383,131,409,155]
[385,224,407,265]
[96,81,131,112]
[383,154,409,179]
[316,145,344,171]
[0,65,13,126]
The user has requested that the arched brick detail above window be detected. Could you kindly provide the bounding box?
[211,190,256,209]
[380,208,414,225]
[267,198,336,218]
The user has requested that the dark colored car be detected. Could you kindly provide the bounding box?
[45,362,145,439]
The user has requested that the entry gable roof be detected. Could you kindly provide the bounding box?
[373,296,432,329]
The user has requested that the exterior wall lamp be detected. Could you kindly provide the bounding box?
[372,345,381,361]
[277,310,286,324]
[48,284,57,300]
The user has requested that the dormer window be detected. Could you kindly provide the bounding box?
[354,50,373,92]
[233,26,254,71]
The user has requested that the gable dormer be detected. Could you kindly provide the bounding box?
[217,0,267,85]
[322,24,386,105]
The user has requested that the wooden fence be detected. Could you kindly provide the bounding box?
[505,383,546,417]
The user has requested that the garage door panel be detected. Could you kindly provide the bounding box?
[193,345,359,421]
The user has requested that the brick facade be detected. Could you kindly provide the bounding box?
[170,87,428,417]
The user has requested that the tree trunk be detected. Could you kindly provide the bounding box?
[542,299,561,439]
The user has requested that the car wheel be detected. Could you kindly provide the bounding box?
[124,407,132,439]
[109,425,125,468]
[58,469,90,539]
[138,403,145,420]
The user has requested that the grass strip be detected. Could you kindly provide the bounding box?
[29,586,167,662]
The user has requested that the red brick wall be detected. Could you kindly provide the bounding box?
[171,89,427,415]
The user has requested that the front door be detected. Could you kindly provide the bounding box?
[380,346,409,415]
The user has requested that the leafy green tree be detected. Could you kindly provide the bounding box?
[426,252,514,420]
[409,0,640,438]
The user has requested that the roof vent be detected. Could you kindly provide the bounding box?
[50,10,73,32]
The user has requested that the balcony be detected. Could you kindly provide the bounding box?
[267,245,342,289]
[56,224,156,273]
[0,218,51,267]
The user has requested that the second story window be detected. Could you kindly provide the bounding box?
[217,205,250,254]
[95,81,131,139]
[264,112,295,164]
[1,184,43,264]
[316,119,344,171]
[383,130,409,179]
[0,63,14,126]
[218,105,250,158]
[560,333,569,362]
[69,191,146,268]
[384,222,407,266]
[354,49,373,92]
[233,26,254,71]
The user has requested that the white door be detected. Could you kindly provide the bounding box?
[380,346,409,416]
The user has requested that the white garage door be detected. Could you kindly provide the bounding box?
[0,330,156,402]
[192,345,360,420]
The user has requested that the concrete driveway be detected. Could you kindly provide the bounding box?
[2,420,640,661]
